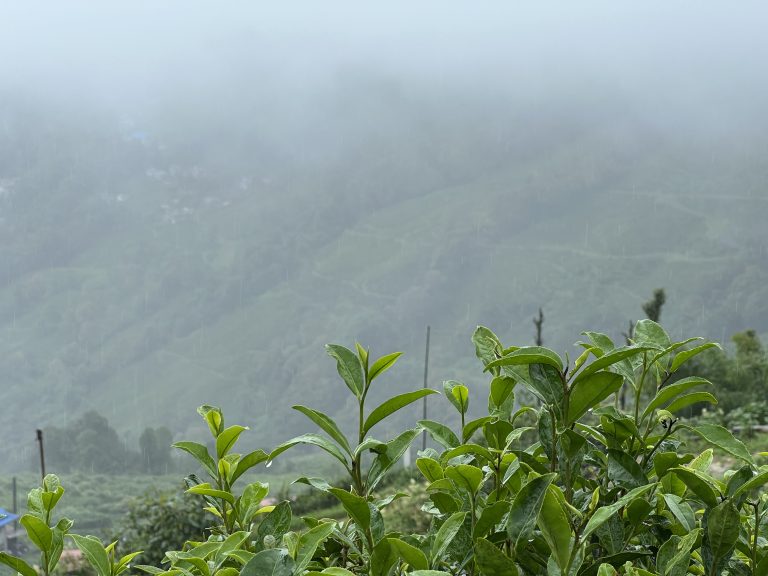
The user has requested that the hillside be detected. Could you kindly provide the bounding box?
[1,87,767,471]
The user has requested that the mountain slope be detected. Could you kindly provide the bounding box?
[1,95,767,470]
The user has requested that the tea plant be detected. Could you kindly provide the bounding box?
[6,321,768,576]
[409,321,768,575]
[0,474,141,576]
[267,344,436,573]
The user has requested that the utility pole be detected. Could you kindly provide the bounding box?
[36,429,46,481]
[422,325,430,452]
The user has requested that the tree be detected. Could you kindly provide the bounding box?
[43,410,140,474]
[139,426,174,475]
[642,288,666,322]
[533,307,544,346]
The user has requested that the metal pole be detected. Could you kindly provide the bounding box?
[422,325,430,452]
[36,429,46,481]
[10,477,18,553]
[12,476,17,528]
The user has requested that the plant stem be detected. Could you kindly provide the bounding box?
[752,501,761,572]
[634,354,649,426]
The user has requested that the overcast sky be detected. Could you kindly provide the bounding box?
[3,1,767,123]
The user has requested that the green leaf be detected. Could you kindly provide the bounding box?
[538,486,571,572]
[665,392,717,414]
[198,405,224,437]
[573,345,652,383]
[40,485,64,513]
[582,484,656,541]
[669,467,719,508]
[503,427,535,451]
[670,342,721,372]
[567,372,623,424]
[295,522,335,573]
[489,377,517,422]
[463,416,495,443]
[526,363,565,409]
[20,514,52,552]
[430,512,466,566]
[686,424,754,465]
[355,342,369,369]
[172,442,217,478]
[186,483,236,504]
[269,433,350,468]
[367,427,422,492]
[292,476,333,491]
[115,551,142,574]
[213,531,250,568]
[369,539,398,576]
[703,500,740,576]
[368,351,402,382]
[633,320,670,349]
[239,482,269,524]
[292,405,352,455]
[364,389,437,435]
[216,425,248,458]
[326,344,364,397]
[507,473,556,551]
[354,437,387,457]
[416,458,444,482]
[419,420,460,449]
[725,464,753,497]
[475,501,510,539]
[662,494,695,532]
[485,346,564,372]
[473,326,504,369]
[255,501,292,552]
[308,569,356,576]
[47,522,67,574]
[474,537,519,576]
[231,450,269,483]
[0,553,38,576]
[70,534,111,576]
[444,464,484,494]
[756,555,768,576]
[642,377,711,421]
[581,331,616,352]
[444,380,470,415]
[327,488,371,535]
[596,564,618,576]
[387,538,429,571]
[440,444,494,466]
[240,549,294,576]
[607,449,648,489]
[733,468,768,497]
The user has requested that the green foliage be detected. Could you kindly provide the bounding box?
[676,330,768,414]
[9,323,768,576]
[41,412,177,476]
[0,474,142,576]
[114,489,208,566]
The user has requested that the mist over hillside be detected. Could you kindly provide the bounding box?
[1,2,767,471]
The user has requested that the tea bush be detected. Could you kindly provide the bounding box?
[3,320,768,576]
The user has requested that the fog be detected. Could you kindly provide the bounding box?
[4,2,768,125]
[1,2,767,473]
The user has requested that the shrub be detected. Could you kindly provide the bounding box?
[3,320,768,576]
[113,489,208,566]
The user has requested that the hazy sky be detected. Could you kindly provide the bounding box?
[3,1,768,124]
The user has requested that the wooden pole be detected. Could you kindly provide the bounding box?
[36,429,46,481]
[422,325,430,452]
